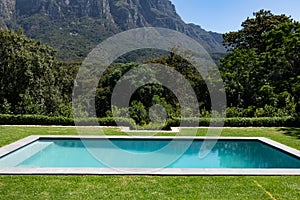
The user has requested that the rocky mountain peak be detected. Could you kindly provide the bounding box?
[0,0,15,27]
[1,0,225,61]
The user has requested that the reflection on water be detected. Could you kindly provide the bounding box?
[170,140,300,168]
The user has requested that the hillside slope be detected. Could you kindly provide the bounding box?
[1,0,225,61]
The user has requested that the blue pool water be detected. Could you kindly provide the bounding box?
[0,139,299,168]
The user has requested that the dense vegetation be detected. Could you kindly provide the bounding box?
[221,10,300,117]
[1,10,300,127]
[0,29,77,117]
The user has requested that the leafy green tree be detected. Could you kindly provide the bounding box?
[147,47,210,111]
[223,9,292,53]
[53,61,79,117]
[96,62,173,124]
[0,29,68,115]
[129,100,148,125]
[96,63,140,117]
[221,48,261,107]
[221,10,300,116]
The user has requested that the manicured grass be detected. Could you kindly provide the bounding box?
[0,126,299,199]
[0,126,123,147]
[0,176,299,200]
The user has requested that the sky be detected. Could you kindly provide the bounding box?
[170,0,300,33]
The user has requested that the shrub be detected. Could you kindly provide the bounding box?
[0,114,73,125]
[0,114,299,129]
[0,114,135,127]
[164,117,299,129]
[225,107,255,117]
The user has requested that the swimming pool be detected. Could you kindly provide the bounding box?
[0,136,299,175]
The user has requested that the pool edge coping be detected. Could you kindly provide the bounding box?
[0,135,299,176]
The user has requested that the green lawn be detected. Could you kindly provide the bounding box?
[0,126,299,199]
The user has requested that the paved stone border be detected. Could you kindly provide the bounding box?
[0,136,299,175]
[0,135,39,157]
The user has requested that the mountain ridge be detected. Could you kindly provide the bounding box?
[0,0,225,61]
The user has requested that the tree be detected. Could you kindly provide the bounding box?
[221,48,261,107]
[221,10,300,116]
[147,47,211,111]
[0,29,66,115]
[223,9,292,53]
[96,62,175,124]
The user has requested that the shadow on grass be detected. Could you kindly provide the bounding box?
[279,127,300,139]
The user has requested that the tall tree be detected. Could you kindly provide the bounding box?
[0,29,63,115]
[223,9,292,53]
[221,10,300,116]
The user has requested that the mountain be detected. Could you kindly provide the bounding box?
[1,0,226,61]
[0,0,15,27]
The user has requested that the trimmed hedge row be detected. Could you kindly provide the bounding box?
[76,117,135,127]
[0,114,134,127]
[163,117,300,129]
[0,114,74,126]
[223,117,299,127]
[0,114,299,129]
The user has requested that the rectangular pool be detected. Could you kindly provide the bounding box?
[0,136,299,175]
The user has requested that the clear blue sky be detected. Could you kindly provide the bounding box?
[170,0,300,33]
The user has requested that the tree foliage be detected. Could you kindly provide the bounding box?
[96,62,179,125]
[223,10,292,52]
[95,48,212,125]
[221,10,300,116]
[0,29,77,116]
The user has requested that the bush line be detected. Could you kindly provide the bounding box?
[0,114,134,127]
[0,114,299,129]
[164,117,299,129]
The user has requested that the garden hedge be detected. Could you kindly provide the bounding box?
[0,114,134,127]
[163,117,300,129]
[0,114,299,129]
